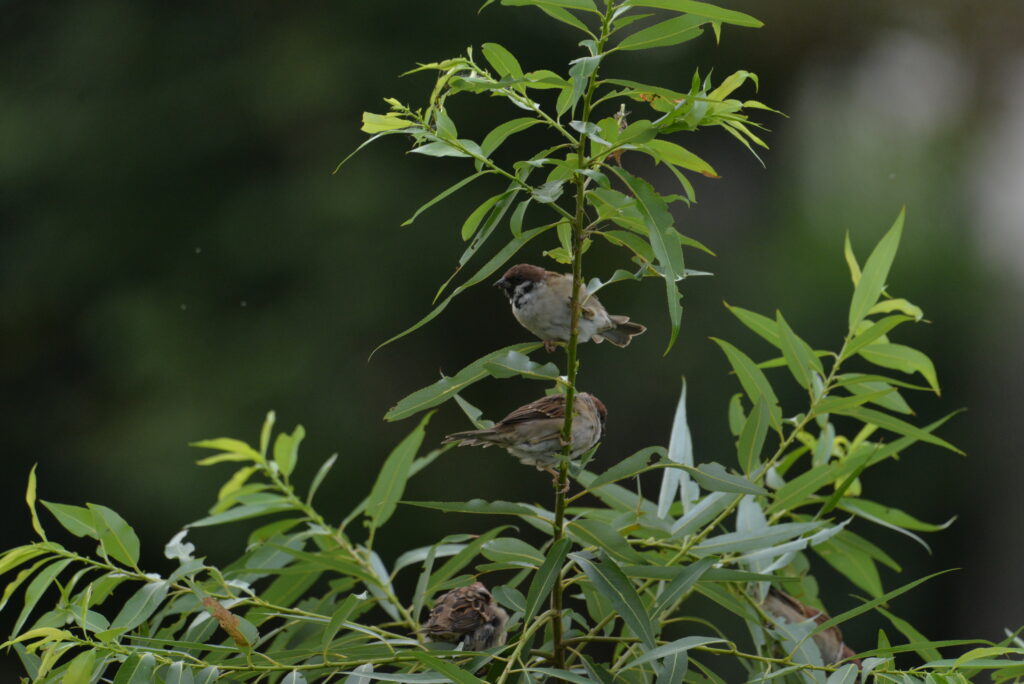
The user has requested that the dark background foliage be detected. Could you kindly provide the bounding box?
[2,0,1022,675]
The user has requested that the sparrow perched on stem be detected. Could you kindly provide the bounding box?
[442,392,607,486]
[762,587,860,666]
[421,581,508,651]
[494,264,646,352]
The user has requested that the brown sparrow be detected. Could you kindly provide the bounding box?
[494,264,646,352]
[762,587,860,666]
[421,581,508,651]
[442,392,607,481]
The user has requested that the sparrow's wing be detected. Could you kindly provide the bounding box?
[497,394,566,425]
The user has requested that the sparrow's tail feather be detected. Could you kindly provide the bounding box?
[442,431,498,447]
[594,315,647,347]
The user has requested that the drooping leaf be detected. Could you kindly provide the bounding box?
[385,342,542,421]
[366,412,433,530]
[616,15,705,52]
[571,552,656,649]
[371,223,550,358]
[858,342,940,394]
[626,0,763,27]
[711,337,781,429]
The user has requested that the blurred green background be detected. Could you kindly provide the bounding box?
[3,0,1022,674]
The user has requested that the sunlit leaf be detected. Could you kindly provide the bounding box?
[848,208,904,331]
[858,342,940,394]
[616,15,705,52]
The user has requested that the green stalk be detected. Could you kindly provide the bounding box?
[549,5,615,670]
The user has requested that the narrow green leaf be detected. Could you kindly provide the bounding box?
[462,191,512,241]
[775,311,814,388]
[412,652,487,683]
[660,379,694,517]
[869,297,924,320]
[616,15,705,51]
[737,396,770,474]
[366,412,433,530]
[526,669,593,684]
[402,172,489,227]
[189,437,261,460]
[385,342,542,421]
[843,232,861,287]
[502,0,597,11]
[12,558,71,636]
[694,522,822,556]
[812,389,897,416]
[683,462,766,495]
[360,112,417,133]
[187,501,292,528]
[482,350,560,381]
[322,593,365,649]
[112,653,156,684]
[164,661,195,684]
[617,169,685,352]
[63,650,98,684]
[848,208,905,331]
[273,425,304,479]
[25,466,46,541]
[640,138,716,176]
[812,570,953,637]
[650,556,716,617]
[480,119,542,160]
[627,636,726,669]
[281,672,308,684]
[372,226,551,358]
[426,526,513,593]
[859,343,940,394]
[839,499,955,533]
[89,504,140,567]
[588,446,662,490]
[725,302,780,346]
[572,552,656,649]
[656,650,688,684]
[481,538,544,568]
[523,538,570,624]
[481,42,524,80]
[834,406,961,453]
[307,454,338,506]
[110,581,169,631]
[842,315,913,359]
[711,337,781,429]
[41,502,97,539]
[814,534,883,598]
[626,0,763,27]
[568,519,646,563]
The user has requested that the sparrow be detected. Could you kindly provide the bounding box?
[442,392,607,484]
[494,264,646,352]
[762,587,860,667]
[421,581,509,651]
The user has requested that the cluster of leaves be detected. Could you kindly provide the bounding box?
[2,1,1022,683]
[4,223,1024,682]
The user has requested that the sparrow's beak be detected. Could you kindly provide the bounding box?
[493,277,509,290]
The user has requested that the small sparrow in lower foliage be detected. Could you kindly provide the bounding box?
[421,582,508,651]
[494,264,646,352]
[442,392,607,485]
[762,587,860,667]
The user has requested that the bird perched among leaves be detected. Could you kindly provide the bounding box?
[442,392,606,485]
[421,582,508,651]
[494,264,646,352]
[762,587,860,667]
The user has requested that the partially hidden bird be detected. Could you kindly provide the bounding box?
[762,587,860,666]
[494,264,646,352]
[421,581,508,651]
[442,392,606,484]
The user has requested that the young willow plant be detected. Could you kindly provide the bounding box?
[3,2,1023,683]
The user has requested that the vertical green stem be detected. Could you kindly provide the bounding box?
[550,5,614,670]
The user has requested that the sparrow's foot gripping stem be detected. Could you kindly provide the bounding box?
[544,466,570,494]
